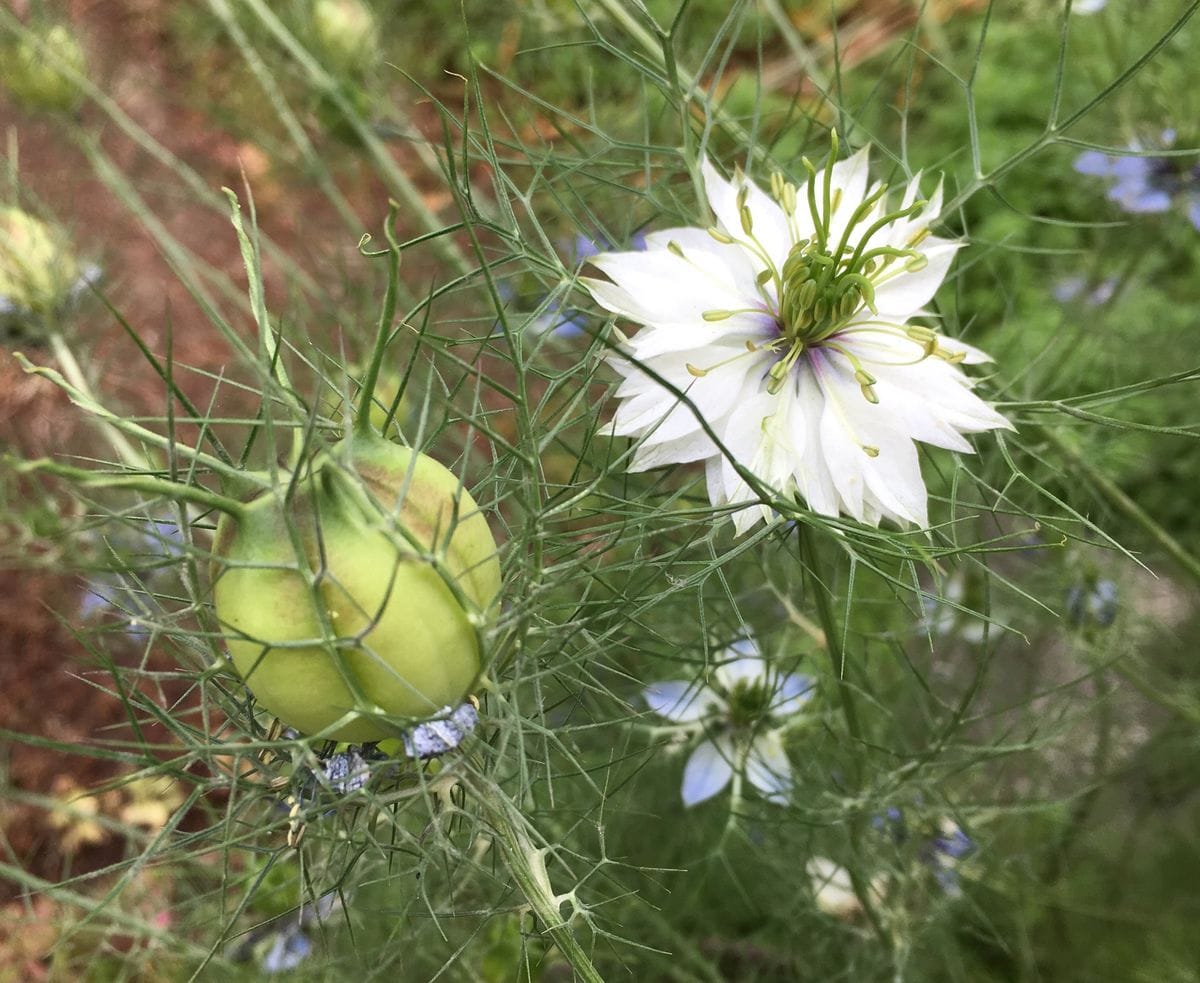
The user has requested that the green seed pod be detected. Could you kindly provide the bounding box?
[311,0,380,78]
[1,24,87,115]
[0,207,82,320]
[213,436,501,742]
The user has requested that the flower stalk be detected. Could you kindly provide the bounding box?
[465,773,605,983]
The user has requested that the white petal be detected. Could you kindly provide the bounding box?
[644,681,721,723]
[871,240,961,318]
[609,353,768,465]
[715,390,778,507]
[729,503,774,535]
[641,226,767,300]
[584,248,772,332]
[701,159,793,267]
[938,334,994,365]
[812,348,930,526]
[746,731,792,804]
[628,428,717,470]
[681,736,735,807]
[727,636,760,659]
[790,364,841,518]
[813,360,869,521]
[715,644,768,690]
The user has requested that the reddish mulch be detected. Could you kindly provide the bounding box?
[0,0,433,901]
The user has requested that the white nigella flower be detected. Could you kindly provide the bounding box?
[583,137,1011,534]
[806,857,887,919]
[643,635,813,807]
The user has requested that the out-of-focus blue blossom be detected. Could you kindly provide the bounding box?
[262,930,312,974]
[873,807,975,897]
[403,701,479,759]
[1052,276,1116,306]
[526,299,590,339]
[918,573,988,645]
[871,805,908,842]
[920,819,975,897]
[1066,579,1118,628]
[498,231,647,341]
[1075,132,1200,230]
[931,824,974,860]
[77,515,189,638]
[257,893,340,974]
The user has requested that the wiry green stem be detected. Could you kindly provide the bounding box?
[466,773,605,983]
[797,528,893,955]
[1045,428,1200,587]
[355,201,403,439]
[12,457,247,520]
[13,355,267,499]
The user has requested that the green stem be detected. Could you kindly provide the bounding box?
[798,529,863,748]
[797,528,892,954]
[1044,428,1200,587]
[47,332,144,470]
[239,0,472,277]
[12,457,247,520]
[14,354,267,497]
[355,201,403,439]
[466,774,605,983]
[223,189,309,472]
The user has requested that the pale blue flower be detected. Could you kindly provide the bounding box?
[1053,276,1116,306]
[262,930,312,973]
[644,633,814,807]
[1066,579,1118,628]
[921,819,975,897]
[1075,132,1200,230]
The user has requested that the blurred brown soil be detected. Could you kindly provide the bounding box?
[0,0,405,907]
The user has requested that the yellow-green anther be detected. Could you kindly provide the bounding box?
[905,253,929,273]
[756,268,774,287]
[667,240,685,258]
[740,205,754,236]
[782,183,798,216]
[860,382,879,404]
[862,445,880,458]
[707,227,735,244]
[766,360,790,395]
[797,280,817,310]
[853,368,876,387]
[831,188,843,213]
[736,185,749,211]
[907,226,931,248]
[702,309,734,322]
[905,325,937,344]
[686,363,707,377]
[770,172,785,202]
